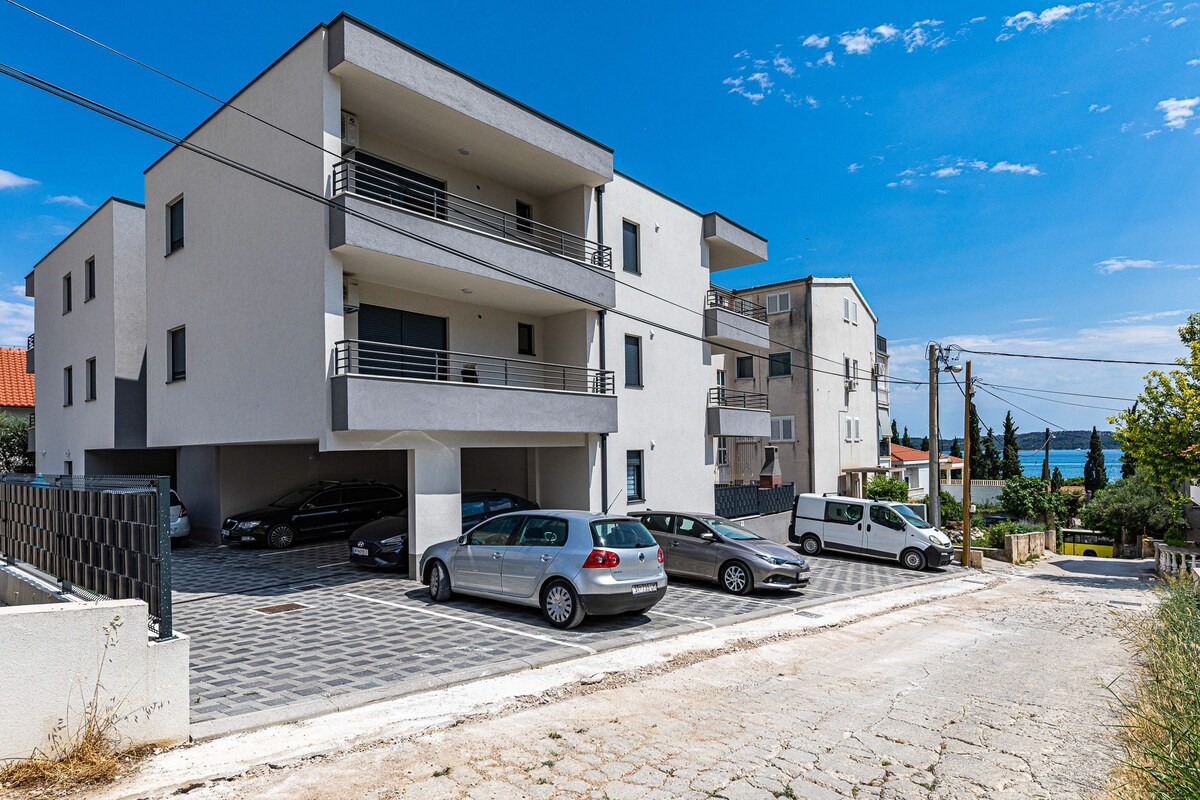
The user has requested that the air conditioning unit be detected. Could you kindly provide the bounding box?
[845,379,859,391]
[341,111,360,149]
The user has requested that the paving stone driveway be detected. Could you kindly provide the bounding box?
[173,539,961,730]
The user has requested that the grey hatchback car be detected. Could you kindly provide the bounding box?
[633,512,810,594]
[419,510,667,629]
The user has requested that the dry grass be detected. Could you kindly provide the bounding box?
[0,719,156,794]
[1107,577,1200,800]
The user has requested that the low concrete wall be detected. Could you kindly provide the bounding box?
[0,563,67,606]
[951,548,985,569]
[0,599,190,762]
[737,510,793,545]
[1004,530,1048,564]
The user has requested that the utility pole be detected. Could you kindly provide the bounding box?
[961,360,973,568]
[927,343,941,528]
[1041,427,1051,482]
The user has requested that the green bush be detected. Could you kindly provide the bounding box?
[979,521,1041,549]
[918,491,963,522]
[865,475,909,502]
[998,476,1066,522]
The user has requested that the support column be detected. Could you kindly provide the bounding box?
[407,442,462,577]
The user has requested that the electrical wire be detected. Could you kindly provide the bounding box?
[973,383,1067,432]
[948,345,1197,369]
[975,383,1125,412]
[976,383,1136,403]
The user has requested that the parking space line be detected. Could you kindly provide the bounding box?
[649,609,716,628]
[342,592,597,654]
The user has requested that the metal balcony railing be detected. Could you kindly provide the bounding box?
[334,339,614,395]
[705,287,767,321]
[27,413,34,429]
[707,387,769,410]
[332,158,613,269]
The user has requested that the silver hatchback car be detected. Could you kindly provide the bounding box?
[420,510,667,629]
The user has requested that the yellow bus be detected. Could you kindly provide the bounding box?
[1059,529,1115,558]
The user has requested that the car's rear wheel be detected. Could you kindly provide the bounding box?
[542,580,585,629]
[901,548,927,571]
[266,524,296,549]
[720,561,753,595]
[428,561,452,601]
[800,534,822,556]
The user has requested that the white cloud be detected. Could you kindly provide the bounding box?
[1167,16,1188,26]
[1095,257,1200,274]
[903,19,946,52]
[817,51,836,67]
[1143,129,1162,138]
[0,293,34,348]
[1088,103,1111,112]
[722,76,764,103]
[990,160,1043,175]
[1107,308,1191,323]
[999,3,1095,38]
[0,169,37,190]
[1188,58,1200,65]
[1156,96,1199,129]
[839,29,878,54]
[802,34,830,48]
[873,24,900,40]
[45,195,90,208]
[847,163,864,173]
[932,167,962,177]
[970,16,988,23]
[772,55,796,75]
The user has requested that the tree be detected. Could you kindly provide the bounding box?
[1051,466,1064,492]
[866,475,910,502]
[901,426,913,448]
[0,413,33,473]
[998,476,1066,522]
[1082,475,1181,545]
[1001,411,1023,480]
[1113,312,1200,486]
[1120,450,1136,480]
[891,419,900,443]
[1083,426,1108,494]
[949,437,962,458]
[919,436,929,452]
[968,402,985,482]
[982,427,1002,480]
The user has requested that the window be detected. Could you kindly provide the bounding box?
[765,291,790,314]
[64,461,73,476]
[167,196,184,254]
[62,273,72,315]
[843,297,859,324]
[716,369,726,388]
[852,359,859,380]
[640,514,673,533]
[517,323,535,356]
[622,220,640,274]
[462,500,487,519]
[824,501,864,525]
[515,200,533,234]
[467,515,522,546]
[768,352,791,377]
[844,357,852,379]
[845,417,853,441]
[770,415,795,442]
[675,516,704,537]
[63,365,73,407]
[85,357,96,402]
[487,496,515,514]
[870,505,905,530]
[854,417,861,441]
[626,450,644,502]
[717,437,729,466]
[516,516,568,547]
[736,356,754,379]
[84,258,96,302]
[624,334,642,388]
[168,326,186,382]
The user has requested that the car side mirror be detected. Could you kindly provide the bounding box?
[700,532,717,542]
[457,534,468,546]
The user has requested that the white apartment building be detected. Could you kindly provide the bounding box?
[713,276,890,497]
[24,14,769,569]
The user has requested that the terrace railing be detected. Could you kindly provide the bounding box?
[708,387,769,410]
[705,287,767,321]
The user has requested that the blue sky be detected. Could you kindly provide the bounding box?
[0,0,1196,441]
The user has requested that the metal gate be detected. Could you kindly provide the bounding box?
[0,474,173,639]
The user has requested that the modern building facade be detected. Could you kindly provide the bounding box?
[712,276,888,497]
[24,14,768,568]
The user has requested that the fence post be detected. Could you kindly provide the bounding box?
[155,476,173,640]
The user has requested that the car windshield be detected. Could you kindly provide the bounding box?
[892,504,932,529]
[699,516,761,540]
[271,486,321,507]
[591,519,658,548]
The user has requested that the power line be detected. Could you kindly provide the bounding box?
[973,383,1067,432]
[2,0,924,387]
[949,345,1197,369]
[975,383,1125,412]
[979,383,1136,403]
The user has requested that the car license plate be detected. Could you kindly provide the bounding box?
[631,582,658,595]
[351,547,369,556]
[241,536,256,542]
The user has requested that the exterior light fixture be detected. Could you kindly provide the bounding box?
[458,148,471,156]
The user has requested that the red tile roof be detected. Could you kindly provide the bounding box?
[0,347,34,408]
[890,442,964,466]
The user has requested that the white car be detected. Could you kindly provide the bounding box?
[170,490,191,544]
[788,493,953,570]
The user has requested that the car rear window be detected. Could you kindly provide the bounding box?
[590,519,657,549]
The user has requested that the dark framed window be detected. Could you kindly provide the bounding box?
[84,257,96,302]
[168,326,186,382]
[622,220,640,274]
[85,357,96,402]
[515,200,533,235]
[63,365,73,407]
[517,323,535,356]
[167,196,184,254]
[736,356,754,379]
[717,437,728,466]
[626,450,644,502]
[768,352,791,377]
[624,334,642,388]
[62,273,72,314]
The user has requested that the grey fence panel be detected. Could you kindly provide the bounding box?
[714,483,796,519]
[0,474,173,639]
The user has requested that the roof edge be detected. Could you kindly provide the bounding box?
[28,197,144,273]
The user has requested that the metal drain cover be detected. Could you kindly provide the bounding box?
[795,610,823,618]
[253,602,308,614]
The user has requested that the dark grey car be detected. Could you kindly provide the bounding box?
[633,512,810,595]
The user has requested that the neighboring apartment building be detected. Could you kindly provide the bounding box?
[713,276,889,497]
[0,347,35,421]
[888,443,963,500]
[24,14,769,569]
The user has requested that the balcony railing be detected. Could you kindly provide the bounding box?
[334,339,614,395]
[706,287,766,321]
[26,333,33,350]
[708,387,769,410]
[332,159,613,269]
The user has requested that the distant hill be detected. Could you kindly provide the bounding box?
[938,430,1119,452]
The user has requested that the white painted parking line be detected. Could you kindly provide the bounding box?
[342,592,597,654]
[649,609,716,628]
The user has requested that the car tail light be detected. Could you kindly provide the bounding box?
[657,547,664,564]
[583,549,620,569]
[179,504,188,517]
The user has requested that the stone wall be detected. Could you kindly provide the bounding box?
[1003,530,1048,564]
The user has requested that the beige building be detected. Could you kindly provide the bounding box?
[713,276,890,497]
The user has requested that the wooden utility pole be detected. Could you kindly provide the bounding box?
[961,360,973,568]
[927,344,941,528]
[1042,427,1051,482]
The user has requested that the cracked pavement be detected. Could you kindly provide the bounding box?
[122,557,1150,799]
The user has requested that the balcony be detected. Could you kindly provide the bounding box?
[704,287,769,350]
[705,387,770,438]
[330,339,617,435]
[703,213,768,271]
[330,159,616,310]
[25,333,33,374]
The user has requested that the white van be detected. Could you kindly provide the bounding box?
[788,494,954,570]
